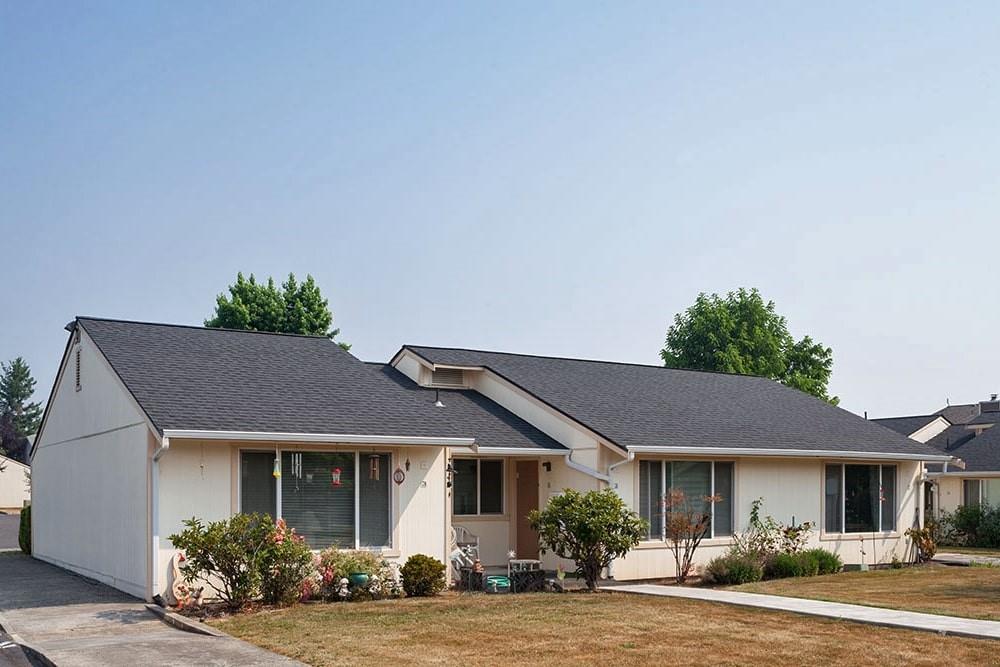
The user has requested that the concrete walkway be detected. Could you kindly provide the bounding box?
[612,583,1000,641]
[934,551,1000,567]
[0,553,301,666]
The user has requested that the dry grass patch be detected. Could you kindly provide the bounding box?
[211,592,1000,666]
[733,563,1000,620]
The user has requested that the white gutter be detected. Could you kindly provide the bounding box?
[625,445,953,463]
[150,435,170,602]
[565,450,610,483]
[161,429,476,447]
[475,447,568,457]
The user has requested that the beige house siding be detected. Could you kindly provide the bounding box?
[0,456,30,510]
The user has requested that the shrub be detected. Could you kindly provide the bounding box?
[168,513,274,610]
[317,548,400,601]
[400,554,446,597]
[663,489,716,584]
[905,525,937,562]
[803,548,842,575]
[529,488,646,591]
[260,519,315,606]
[766,551,819,579]
[704,553,763,585]
[18,506,30,555]
[731,498,815,565]
[945,504,1000,548]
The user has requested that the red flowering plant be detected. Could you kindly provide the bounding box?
[260,518,316,606]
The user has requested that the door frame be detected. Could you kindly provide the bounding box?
[514,460,540,559]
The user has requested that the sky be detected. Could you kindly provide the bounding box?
[2,2,998,419]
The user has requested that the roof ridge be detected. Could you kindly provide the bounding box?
[871,414,940,421]
[77,316,336,341]
[403,344,771,380]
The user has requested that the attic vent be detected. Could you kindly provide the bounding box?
[75,347,82,392]
[430,368,465,388]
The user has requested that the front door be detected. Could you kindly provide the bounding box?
[515,461,540,559]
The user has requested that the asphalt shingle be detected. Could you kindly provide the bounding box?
[870,415,943,437]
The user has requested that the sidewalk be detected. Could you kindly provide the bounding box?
[612,583,1000,641]
[934,551,1000,567]
[0,552,301,666]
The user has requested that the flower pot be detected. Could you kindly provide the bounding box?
[348,572,370,588]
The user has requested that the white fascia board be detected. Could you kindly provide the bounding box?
[626,445,953,462]
[473,447,568,457]
[927,470,1000,478]
[161,429,475,447]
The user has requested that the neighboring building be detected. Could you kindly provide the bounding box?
[0,454,29,511]
[873,397,1000,516]
[32,317,950,601]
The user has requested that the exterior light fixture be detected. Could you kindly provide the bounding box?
[434,389,445,408]
[272,456,281,479]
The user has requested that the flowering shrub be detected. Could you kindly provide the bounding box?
[316,548,401,601]
[260,519,316,606]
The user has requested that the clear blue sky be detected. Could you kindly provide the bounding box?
[2,2,998,419]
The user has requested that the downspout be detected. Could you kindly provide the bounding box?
[564,449,611,483]
[603,449,635,581]
[150,436,170,603]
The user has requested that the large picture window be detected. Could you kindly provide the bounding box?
[638,460,734,539]
[964,479,1000,507]
[239,450,392,550]
[452,459,503,516]
[824,464,896,533]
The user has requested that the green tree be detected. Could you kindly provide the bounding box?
[0,357,43,461]
[529,488,646,591]
[661,288,837,404]
[206,272,349,350]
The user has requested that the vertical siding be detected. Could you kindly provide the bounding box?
[31,330,150,599]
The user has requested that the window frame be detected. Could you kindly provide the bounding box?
[451,457,505,517]
[823,463,897,535]
[237,448,394,551]
[637,459,735,541]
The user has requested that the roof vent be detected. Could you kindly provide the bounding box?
[430,368,465,388]
[981,397,1000,414]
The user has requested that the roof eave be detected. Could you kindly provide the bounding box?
[161,429,475,447]
[626,445,953,462]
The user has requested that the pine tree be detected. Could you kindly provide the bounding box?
[0,357,43,462]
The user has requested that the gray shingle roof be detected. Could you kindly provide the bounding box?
[369,364,564,451]
[870,415,943,437]
[932,425,1000,473]
[402,346,948,459]
[935,404,980,425]
[78,318,475,439]
[968,411,1000,426]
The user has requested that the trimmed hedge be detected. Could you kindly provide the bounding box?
[18,506,30,555]
[399,554,446,597]
[805,548,842,575]
[764,549,840,579]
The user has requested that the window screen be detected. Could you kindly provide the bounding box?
[240,452,276,518]
[638,460,663,539]
[479,460,503,514]
[713,462,734,537]
[453,459,478,515]
[824,465,843,533]
[880,465,896,532]
[359,454,391,548]
[965,479,982,507]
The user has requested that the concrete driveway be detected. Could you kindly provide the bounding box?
[0,552,301,666]
[0,514,20,551]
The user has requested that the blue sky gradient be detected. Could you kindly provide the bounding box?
[2,2,998,417]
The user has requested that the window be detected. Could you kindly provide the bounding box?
[239,450,392,550]
[824,464,896,533]
[452,458,503,516]
[964,479,1000,507]
[637,460,734,539]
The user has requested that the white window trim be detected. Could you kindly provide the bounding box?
[238,448,393,551]
[641,459,734,541]
[452,457,505,517]
[824,463,897,535]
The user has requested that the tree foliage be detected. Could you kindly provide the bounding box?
[0,357,43,462]
[205,272,349,350]
[529,488,646,591]
[660,288,837,404]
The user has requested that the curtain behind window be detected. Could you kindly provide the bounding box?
[713,462,734,537]
[282,451,355,549]
[240,452,276,518]
[965,479,982,507]
[359,454,391,548]
[844,465,878,533]
[668,461,712,516]
[638,460,663,539]
[824,465,842,533]
[453,459,478,515]
[880,465,896,531]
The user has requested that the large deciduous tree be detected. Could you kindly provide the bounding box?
[0,357,43,462]
[660,288,837,404]
[206,272,349,350]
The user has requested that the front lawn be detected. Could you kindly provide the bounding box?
[211,592,1000,666]
[732,563,1000,620]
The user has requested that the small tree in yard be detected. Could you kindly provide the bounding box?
[663,489,717,584]
[529,489,646,591]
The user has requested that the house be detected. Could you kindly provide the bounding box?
[873,397,1000,516]
[0,453,29,511]
[31,317,950,601]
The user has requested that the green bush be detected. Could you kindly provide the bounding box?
[943,504,1000,548]
[260,519,316,606]
[704,553,764,585]
[400,554,446,597]
[18,506,30,555]
[317,548,400,600]
[766,551,819,579]
[803,548,842,575]
[169,513,274,610]
[529,488,646,590]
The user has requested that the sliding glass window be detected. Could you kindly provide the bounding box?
[637,460,734,539]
